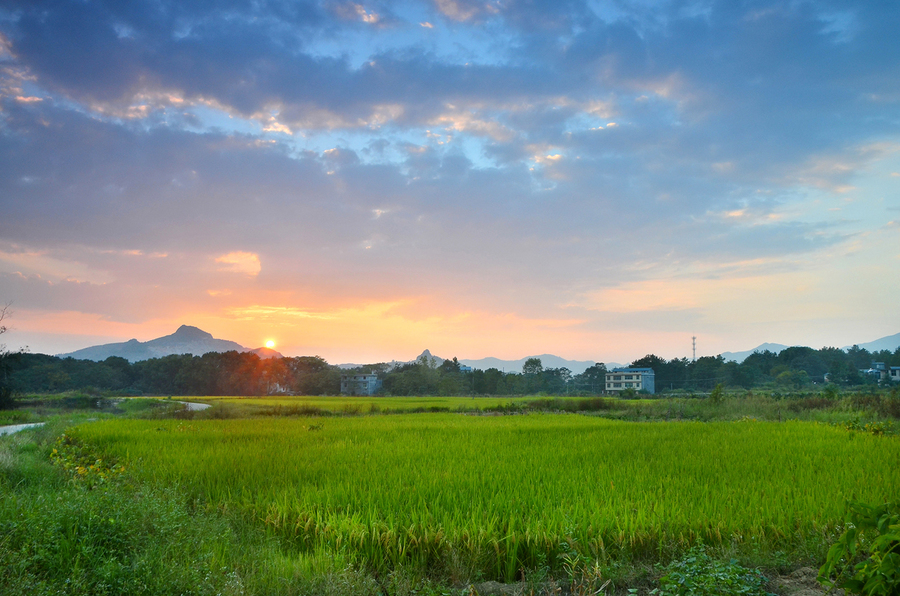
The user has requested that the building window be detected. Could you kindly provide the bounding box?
[614,383,621,388]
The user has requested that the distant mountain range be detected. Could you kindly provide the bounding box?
[719,343,791,364]
[459,354,618,375]
[338,349,617,375]
[58,325,282,362]
[720,332,900,363]
[846,332,900,354]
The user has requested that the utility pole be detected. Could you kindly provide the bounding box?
[692,336,696,362]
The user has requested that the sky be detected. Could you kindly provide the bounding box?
[0,0,898,365]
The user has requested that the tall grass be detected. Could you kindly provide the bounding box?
[0,421,384,596]
[69,414,900,581]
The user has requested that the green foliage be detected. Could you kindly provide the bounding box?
[819,501,900,596]
[0,430,248,595]
[68,416,900,581]
[657,546,774,596]
[709,383,725,405]
[49,432,127,489]
[8,338,899,398]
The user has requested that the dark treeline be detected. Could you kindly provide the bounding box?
[6,351,340,397]
[2,343,899,398]
[635,344,900,392]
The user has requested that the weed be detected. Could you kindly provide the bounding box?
[656,546,774,596]
[819,501,900,596]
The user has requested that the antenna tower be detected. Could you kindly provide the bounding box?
[692,336,696,362]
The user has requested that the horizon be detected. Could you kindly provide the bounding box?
[36,323,900,367]
[1,2,899,364]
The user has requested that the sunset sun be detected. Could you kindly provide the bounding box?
[265,340,275,349]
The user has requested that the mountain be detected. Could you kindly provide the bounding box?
[421,349,616,374]
[338,350,616,375]
[248,346,284,359]
[844,332,900,353]
[720,343,791,363]
[718,333,900,364]
[458,354,613,375]
[59,325,247,362]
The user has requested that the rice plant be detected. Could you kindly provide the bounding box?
[70,415,900,581]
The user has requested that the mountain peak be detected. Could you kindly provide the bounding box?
[172,325,214,340]
[249,346,284,359]
[60,325,246,362]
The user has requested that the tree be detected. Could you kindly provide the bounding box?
[522,357,543,394]
[846,345,872,370]
[0,303,17,408]
[522,357,543,376]
[577,363,608,394]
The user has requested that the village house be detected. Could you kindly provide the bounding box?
[340,373,382,396]
[605,367,655,394]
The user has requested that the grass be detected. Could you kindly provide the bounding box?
[0,419,390,596]
[158,390,900,427]
[68,414,900,583]
[184,394,539,413]
[2,390,899,595]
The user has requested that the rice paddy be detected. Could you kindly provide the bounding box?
[183,394,538,411]
[68,413,900,581]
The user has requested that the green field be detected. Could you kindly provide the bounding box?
[68,413,900,582]
[194,394,538,411]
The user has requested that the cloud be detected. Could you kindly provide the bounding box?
[1,0,899,359]
[215,252,262,276]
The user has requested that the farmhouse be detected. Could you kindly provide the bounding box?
[862,362,889,382]
[605,367,655,394]
[340,373,382,396]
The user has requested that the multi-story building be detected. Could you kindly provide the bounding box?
[605,367,655,394]
[340,373,382,396]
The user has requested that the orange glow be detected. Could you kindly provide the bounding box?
[265,339,275,349]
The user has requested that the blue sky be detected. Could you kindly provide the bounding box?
[0,0,898,364]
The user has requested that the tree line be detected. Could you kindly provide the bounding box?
[2,342,897,399]
[4,352,340,397]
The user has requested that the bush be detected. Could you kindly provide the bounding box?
[819,501,900,596]
[656,546,774,596]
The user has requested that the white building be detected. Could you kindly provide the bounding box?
[605,368,655,394]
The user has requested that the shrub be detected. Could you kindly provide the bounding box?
[656,546,774,596]
[819,501,900,596]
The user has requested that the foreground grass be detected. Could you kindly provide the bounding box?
[3,391,898,595]
[70,414,900,583]
[165,390,900,428]
[0,420,412,596]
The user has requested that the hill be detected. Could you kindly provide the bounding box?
[845,332,900,353]
[720,343,791,363]
[59,325,247,362]
[339,350,616,375]
[458,354,615,375]
[248,346,284,359]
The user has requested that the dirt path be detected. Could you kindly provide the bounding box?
[178,401,211,411]
[0,422,45,436]
[466,567,842,596]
